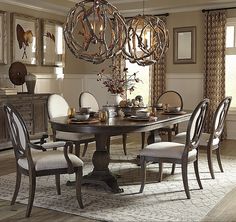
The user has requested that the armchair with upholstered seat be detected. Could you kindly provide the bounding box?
[173,96,232,179]
[4,104,84,217]
[47,94,95,157]
[139,99,209,199]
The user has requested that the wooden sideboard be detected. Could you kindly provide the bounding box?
[0,93,50,150]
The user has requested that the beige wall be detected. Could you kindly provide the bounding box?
[166,11,204,74]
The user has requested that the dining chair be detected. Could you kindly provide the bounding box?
[157,90,183,141]
[47,94,95,157]
[173,96,232,179]
[3,104,84,217]
[79,91,128,156]
[139,98,209,199]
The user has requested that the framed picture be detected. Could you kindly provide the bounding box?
[42,19,65,67]
[0,11,7,64]
[11,13,39,65]
[173,26,196,64]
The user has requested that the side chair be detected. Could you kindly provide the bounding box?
[157,90,183,141]
[139,99,209,199]
[173,96,232,179]
[4,104,84,217]
[79,91,128,155]
[47,94,95,157]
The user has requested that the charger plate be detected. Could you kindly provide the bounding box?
[69,118,100,124]
[161,110,187,115]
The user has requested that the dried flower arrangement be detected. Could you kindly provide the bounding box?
[97,65,142,95]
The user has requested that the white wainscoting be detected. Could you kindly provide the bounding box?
[33,72,236,140]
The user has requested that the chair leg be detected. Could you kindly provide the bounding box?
[207,147,215,179]
[139,156,146,193]
[181,162,190,199]
[141,132,145,149]
[167,129,172,141]
[55,174,61,195]
[216,148,224,173]
[106,137,111,154]
[75,167,84,209]
[74,143,81,157]
[158,162,163,182]
[26,174,36,217]
[82,143,88,157]
[11,167,22,205]
[122,134,127,155]
[193,160,203,189]
[171,163,176,175]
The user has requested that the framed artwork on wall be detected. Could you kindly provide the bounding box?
[0,11,7,64]
[11,13,39,65]
[42,19,65,67]
[173,26,196,64]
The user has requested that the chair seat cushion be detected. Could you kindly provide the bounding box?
[140,142,197,161]
[18,150,83,171]
[56,131,94,141]
[173,132,220,147]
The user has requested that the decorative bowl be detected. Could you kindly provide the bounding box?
[166,106,181,113]
[74,113,90,121]
[80,107,92,114]
[136,110,150,118]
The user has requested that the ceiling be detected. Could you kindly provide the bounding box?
[1,0,236,16]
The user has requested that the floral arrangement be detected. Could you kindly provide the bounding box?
[97,65,142,95]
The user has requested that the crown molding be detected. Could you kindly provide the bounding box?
[0,0,69,16]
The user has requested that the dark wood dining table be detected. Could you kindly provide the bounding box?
[50,111,191,193]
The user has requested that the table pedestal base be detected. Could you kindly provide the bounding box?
[82,171,124,193]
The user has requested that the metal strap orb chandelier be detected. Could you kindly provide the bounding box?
[64,0,127,64]
[123,15,169,66]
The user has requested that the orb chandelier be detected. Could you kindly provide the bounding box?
[64,0,127,64]
[123,15,169,66]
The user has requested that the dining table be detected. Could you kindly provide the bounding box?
[50,111,191,193]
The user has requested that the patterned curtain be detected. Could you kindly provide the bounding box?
[204,10,226,132]
[150,16,168,106]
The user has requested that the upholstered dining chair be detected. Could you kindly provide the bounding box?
[47,94,95,157]
[173,96,232,179]
[79,91,128,156]
[157,90,183,141]
[139,99,209,199]
[4,104,84,217]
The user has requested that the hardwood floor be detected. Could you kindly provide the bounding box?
[0,135,236,222]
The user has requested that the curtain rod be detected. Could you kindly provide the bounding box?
[202,7,236,12]
[124,13,169,19]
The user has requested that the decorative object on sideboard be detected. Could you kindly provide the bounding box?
[8,61,27,93]
[25,73,36,94]
[63,0,127,64]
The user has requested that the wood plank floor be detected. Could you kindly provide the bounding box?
[0,134,236,222]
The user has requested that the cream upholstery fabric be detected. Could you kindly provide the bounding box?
[18,150,84,171]
[42,141,66,149]
[140,142,197,161]
[47,94,70,119]
[173,132,220,147]
[56,131,94,141]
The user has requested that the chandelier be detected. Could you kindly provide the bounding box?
[64,0,127,64]
[123,15,169,66]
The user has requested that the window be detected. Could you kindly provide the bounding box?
[226,18,236,108]
[125,60,151,106]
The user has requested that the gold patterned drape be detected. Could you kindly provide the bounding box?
[150,16,168,106]
[204,10,226,133]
